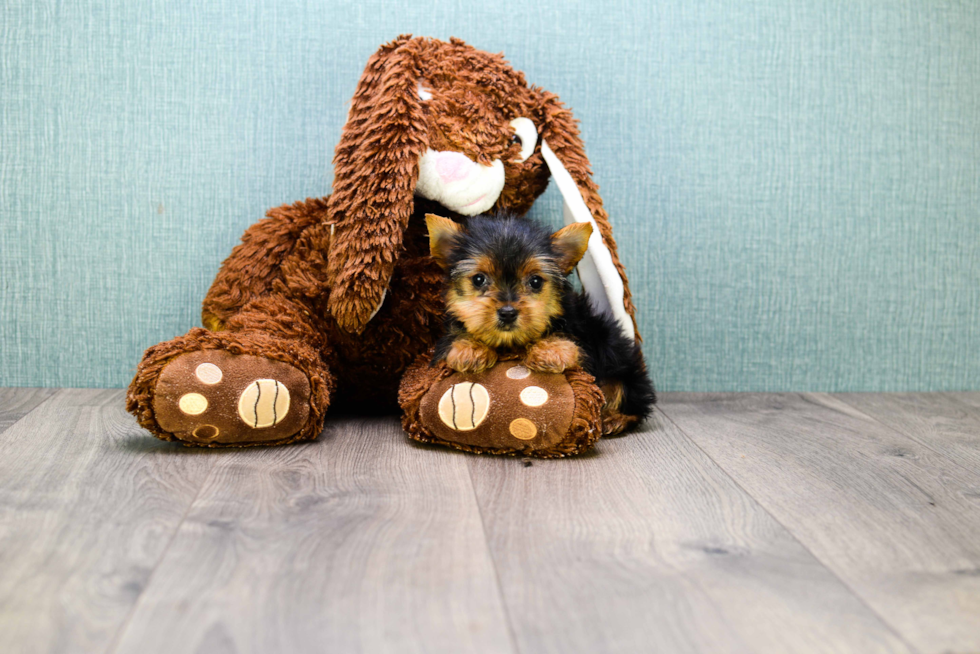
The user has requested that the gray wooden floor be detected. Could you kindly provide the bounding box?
[1,388,979,654]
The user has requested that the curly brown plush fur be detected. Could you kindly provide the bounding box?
[127,35,638,447]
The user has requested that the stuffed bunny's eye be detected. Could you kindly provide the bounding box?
[509,117,537,163]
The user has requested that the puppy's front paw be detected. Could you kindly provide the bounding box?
[446,339,498,373]
[524,337,582,374]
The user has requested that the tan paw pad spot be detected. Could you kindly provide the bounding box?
[178,393,208,415]
[509,418,537,440]
[238,379,290,429]
[437,382,490,431]
[506,365,530,380]
[193,425,220,440]
[195,362,223,385]
[519,386,549,407]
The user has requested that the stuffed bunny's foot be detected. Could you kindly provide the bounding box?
[149,350,312,446]
[400,357,604,457]
[128,329,332,447]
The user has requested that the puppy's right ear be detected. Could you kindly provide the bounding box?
[425,214,462,270]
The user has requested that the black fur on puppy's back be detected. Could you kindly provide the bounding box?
[552,292,657,421]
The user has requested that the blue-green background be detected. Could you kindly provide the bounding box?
[2,1,978,391]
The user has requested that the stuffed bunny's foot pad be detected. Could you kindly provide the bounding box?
[400,357,604,458]
[152,350,311,446]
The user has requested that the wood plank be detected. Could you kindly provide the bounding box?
[0,387,57,434]
[0,389,216,654]
[946,391,980,417]
[112,417,515,654]
[468,410,914,654]
[835,393,980,474]
[659,392,980,654]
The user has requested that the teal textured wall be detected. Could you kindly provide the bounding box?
[1,1,978,391]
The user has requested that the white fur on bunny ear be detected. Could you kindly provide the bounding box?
[541,140,634,341]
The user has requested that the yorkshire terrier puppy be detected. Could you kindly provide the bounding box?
[425,212,656,429]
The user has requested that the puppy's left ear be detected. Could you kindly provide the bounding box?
[551,222,593,274]
[536,92,638,341]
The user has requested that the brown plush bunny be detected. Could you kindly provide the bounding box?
[127,35,639,450]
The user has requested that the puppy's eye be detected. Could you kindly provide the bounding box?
[472,273,488,288]
[528,275,544,291]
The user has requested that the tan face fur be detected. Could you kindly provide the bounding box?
[446,253,562,348]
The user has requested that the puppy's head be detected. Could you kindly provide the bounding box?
[426,213,592,348]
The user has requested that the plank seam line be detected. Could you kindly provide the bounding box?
[653,401,925,654]
[830,393,980,481]
[465,459,524,654]
[102,452,217,654]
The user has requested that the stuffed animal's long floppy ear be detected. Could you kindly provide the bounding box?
[538,93,639,341]
[326,35,428,334]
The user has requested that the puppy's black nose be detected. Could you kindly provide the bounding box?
[497,306,518,324]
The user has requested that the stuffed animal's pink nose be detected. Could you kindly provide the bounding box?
[435,151,473,183]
